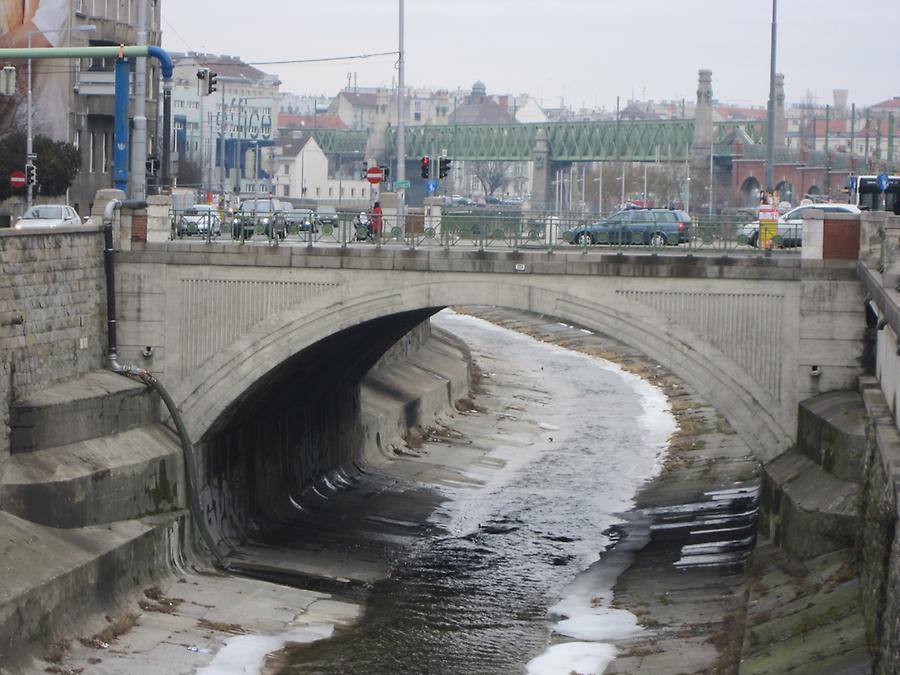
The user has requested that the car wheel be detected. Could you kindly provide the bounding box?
[748,232,758,248]
[650,232,667,247]
[575,232,593,246]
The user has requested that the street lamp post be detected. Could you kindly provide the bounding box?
[26,24,96,209]
[765,0,778,193]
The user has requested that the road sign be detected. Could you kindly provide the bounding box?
[394,179,410,189]
[425,179,438,194]
[878,173,890,192]
[366,166,384,184]
[10,170,25,188]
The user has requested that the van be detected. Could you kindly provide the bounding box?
[845,175,900,215]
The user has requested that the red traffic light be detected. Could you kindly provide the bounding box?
[420,156,431,179]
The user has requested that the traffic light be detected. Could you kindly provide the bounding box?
[420,156,430,179]
[439,157,452,179]
[207,71,218,96]
[196,68,208,96]
[380,165,390,180]
[25,163,35,186]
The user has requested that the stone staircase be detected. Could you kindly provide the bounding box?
[0,370,187,665]
[739,391,871,674]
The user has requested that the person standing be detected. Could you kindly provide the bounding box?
[371,200,383,239]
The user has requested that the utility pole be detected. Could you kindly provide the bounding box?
[219,84,226,194]
[765,0,777,193]
[130,0,148,200]
[396,0,406,223]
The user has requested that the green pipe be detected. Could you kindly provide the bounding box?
[0,45,173,79]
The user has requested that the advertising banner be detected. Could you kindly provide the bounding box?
[0,0,71,141]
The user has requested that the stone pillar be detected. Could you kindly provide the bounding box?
[379,191,399,235]
[424,196,443,238]
[531,128,551,210]
[146,195,173,243]
[775,73,787,148]
[91,189,127,250]
[692,69,713,158]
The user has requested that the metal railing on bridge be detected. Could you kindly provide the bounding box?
[167,207,802,256]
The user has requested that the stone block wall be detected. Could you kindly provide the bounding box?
[859,378,900,673]
[0,229,107,459]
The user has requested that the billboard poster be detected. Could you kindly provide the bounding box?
[0,0,71,141]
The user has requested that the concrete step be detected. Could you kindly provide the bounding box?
[9,370,159,455]
[796,391,867,482]
[0,425,183,528]
[761,448,860,560]
[0,509,187,668]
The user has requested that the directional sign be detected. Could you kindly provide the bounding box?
[394,179,410,189]
[878,173,890,192]
[10,170,25,189]
[366,166,384,184]
[425,179,438,194]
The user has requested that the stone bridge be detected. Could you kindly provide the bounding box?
[116,244,865,462]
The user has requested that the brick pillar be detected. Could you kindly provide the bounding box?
[775,73,786,148]
[692,69,713,158]
[531,128,551,210]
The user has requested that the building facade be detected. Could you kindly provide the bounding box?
[67,0,162,213]
[168,52,280,197]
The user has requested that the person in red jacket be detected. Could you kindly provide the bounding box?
[371,201,383,239]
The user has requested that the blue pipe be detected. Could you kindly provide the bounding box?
[114,57,130,192]
[147,45,174,81]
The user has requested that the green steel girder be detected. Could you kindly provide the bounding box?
[308,119,767,163]
[395,120,696,162]
[307,128,369,155]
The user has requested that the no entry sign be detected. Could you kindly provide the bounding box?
[10,170,25,188]
[366,167,383,184]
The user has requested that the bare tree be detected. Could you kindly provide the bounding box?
[473,161,511,197]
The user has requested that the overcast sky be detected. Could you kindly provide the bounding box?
[162,1,900,111]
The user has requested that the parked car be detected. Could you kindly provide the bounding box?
[565,208,692,246]
[232,198,286,240]
[14,205,83,230]
[739,203,861,248]
[285,208,316,233]
[315,205,339,228]
[178,204,221,237]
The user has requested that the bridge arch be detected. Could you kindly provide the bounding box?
[740,176,761,207]
[170,275,798,463]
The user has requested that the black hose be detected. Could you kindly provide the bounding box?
[103,202,230,570]
[142,372,230,570]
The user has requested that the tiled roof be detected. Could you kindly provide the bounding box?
[278,113,347,130]
[275,137,313,158]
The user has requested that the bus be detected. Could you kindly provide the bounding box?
[845,174,900,214]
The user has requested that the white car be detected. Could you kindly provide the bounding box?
[14,205,83,230]
[178,205,222,237]
[740,203,861,248]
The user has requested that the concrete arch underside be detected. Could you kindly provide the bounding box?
[165,272,801,463]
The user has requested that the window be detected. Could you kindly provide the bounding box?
[283,185,289,197]
[74,130,81,151]
[101,133,109,173]
[89,132,95,173]
[283,164,290,175]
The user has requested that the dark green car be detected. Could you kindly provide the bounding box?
[232,198,286,240]
[565,208,692,246]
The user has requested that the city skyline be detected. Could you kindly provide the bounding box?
[161,1,900,111]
